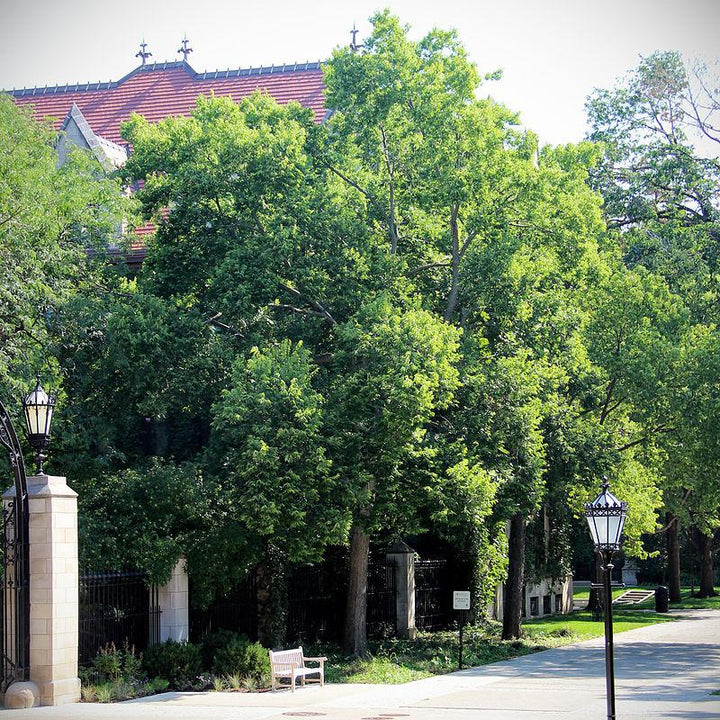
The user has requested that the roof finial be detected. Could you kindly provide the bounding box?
[136,39,152,66]
[350,22,363,53]
[178,35,193,62]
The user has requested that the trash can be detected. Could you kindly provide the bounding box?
[655,585,669,613]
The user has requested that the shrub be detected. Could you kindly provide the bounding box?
[91,642,144,683]
[95,683,115,703]
[122,643,144,678]
[92,644,121,681]
[112,680,135,701]
[143,640,202,689]
[200,629,243,670]
[210,637,270,685]
[242,641,271,684]
[241,676,258,691]
[211,636,249,676]
[148,676,170,693]
[81,685,98,703]
[225,672,242,690]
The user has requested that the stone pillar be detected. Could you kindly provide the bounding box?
[622,559,639,586]
[26,475,80,705]
[157,558,189,642]
[386,541,417,640]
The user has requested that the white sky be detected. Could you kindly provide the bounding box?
[0,0,718,146]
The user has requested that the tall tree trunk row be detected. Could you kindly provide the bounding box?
[343,523,370,655]
[666,512,682,602]
[696,528,717,598]
[502,512,526,640]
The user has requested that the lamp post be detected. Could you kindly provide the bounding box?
[21,376,56,475]
[584,479,627,720]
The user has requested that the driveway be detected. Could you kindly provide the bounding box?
[6,608,720,719]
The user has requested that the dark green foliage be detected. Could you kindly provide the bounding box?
[200,629,243,671]
[142,640,202,689]
[148,677,170,692]
[211,635,250,675]
[242,641,272,683]
[586,50,720,580]
[77,460,211,584]
[212,636,270,681]
[13,10,713,652]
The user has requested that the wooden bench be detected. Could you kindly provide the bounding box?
[269,646,327,691]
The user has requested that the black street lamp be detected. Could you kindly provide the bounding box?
[21,377,56,475]
[584,479,627,720]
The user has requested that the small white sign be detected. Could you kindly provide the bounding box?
[453,590,471,610]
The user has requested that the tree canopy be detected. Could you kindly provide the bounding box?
[4,18,718,653]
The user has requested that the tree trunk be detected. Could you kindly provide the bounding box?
[502,512,526,640]
[342,523,370,655]
[255,543,288,648]
[697,529,717,598]
[666,512,682,602]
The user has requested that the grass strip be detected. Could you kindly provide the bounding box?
[310,609,672,684]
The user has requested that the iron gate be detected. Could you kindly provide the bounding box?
[79,571,160,666]
[415,558,451,630]
[0,401,30,692]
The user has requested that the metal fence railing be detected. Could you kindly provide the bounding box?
[415,558,451,631]
[189,575,257,643]
[79,570,159,666]
[367,558,397,637]
[190,553,399,645]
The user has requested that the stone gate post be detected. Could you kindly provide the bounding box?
[157,558,189,642]
[23,475,79,705]
[386,541,417,640]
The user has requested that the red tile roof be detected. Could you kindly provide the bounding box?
[9,60,327,144]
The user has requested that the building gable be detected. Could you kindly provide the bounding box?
[57,103,128,171]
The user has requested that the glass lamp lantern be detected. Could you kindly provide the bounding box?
[584,479,627,552]
[22,377,56,475]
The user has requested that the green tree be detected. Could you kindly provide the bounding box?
[208,340,349,646]
[324,13,643,642]
[78,460,211,583]
[327,298,461,654]
[324,11,534,324]
[586,51,720,597]
[0,95,128,397]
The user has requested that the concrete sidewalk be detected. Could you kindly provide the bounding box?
[4,608,720,719]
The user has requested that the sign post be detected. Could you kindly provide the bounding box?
[453,590,471,670]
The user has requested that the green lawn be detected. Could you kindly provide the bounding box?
[572,584,720,610]
[312,608,672,684]
[524,610,672,641]
[632,586,720,610]
[573,585,638,601]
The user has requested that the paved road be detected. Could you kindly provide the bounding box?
[5,609,720,719]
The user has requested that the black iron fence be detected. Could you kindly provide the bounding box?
[415,558,451,630]
[79,571,160,666]
[367,558,397,637]
[286,562,345,643]
[190,554,398,645]
[80,554,452,659]
[189,575,257,643]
